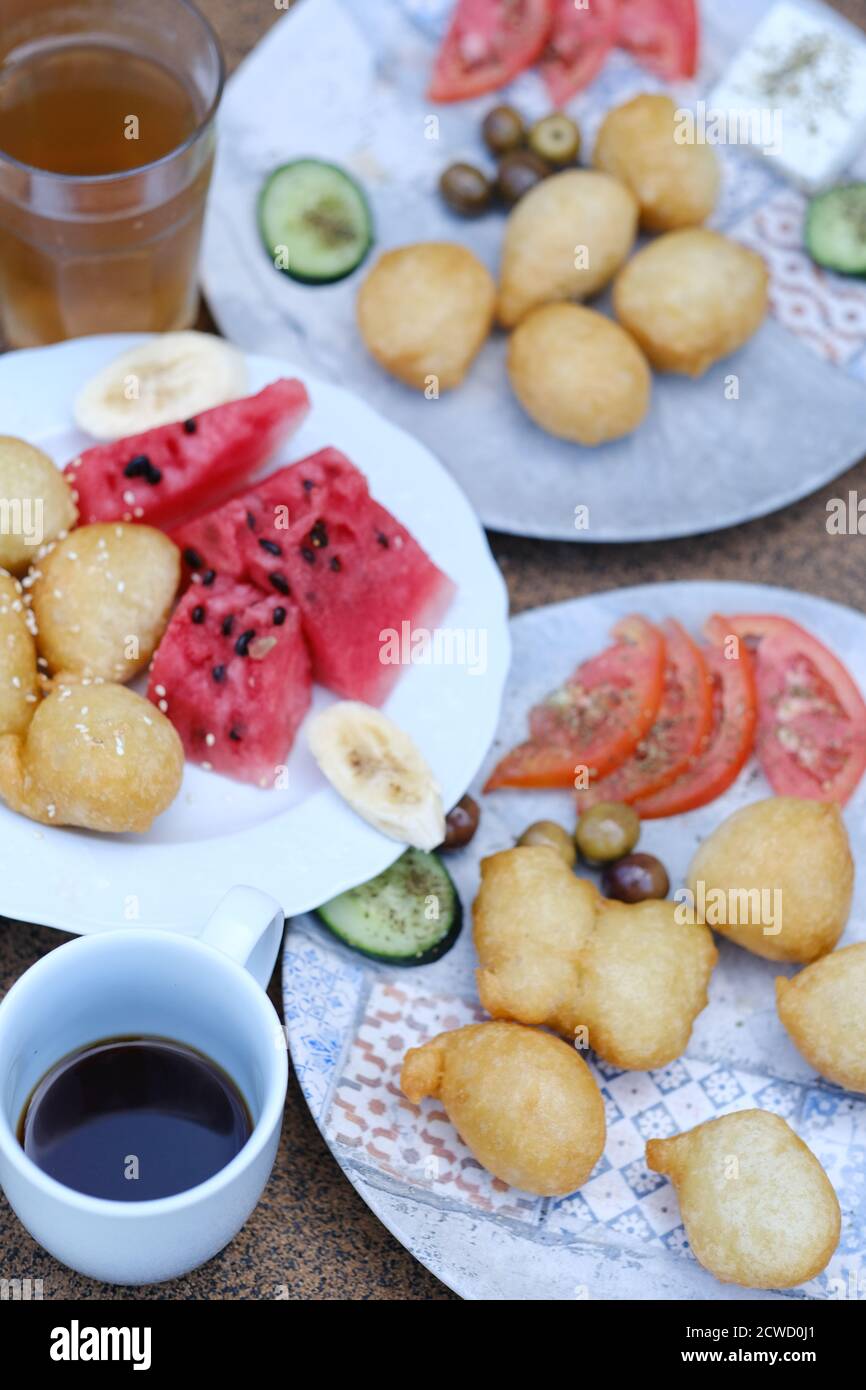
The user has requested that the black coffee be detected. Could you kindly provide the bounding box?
[18,1037,252,1201]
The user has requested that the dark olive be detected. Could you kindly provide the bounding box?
[527,112,581,167]
[575,801,640,865]
[517,819,576,867]
[601,853,670,904]
[439,794,480,851]
[497,149,551,206]
[439,162,494,217]
[482,103,526,156]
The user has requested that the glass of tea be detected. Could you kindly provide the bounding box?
[0,0,224,348]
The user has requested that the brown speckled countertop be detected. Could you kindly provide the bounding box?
[1,0,865,1302]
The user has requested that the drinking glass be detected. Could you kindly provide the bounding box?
[0,0,224,348]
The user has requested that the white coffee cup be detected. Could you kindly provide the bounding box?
[0,886,288,1286]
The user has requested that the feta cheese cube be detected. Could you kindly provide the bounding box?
[709,1,866,193]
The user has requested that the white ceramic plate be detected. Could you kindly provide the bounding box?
[0,335,509,934]
[201,0,866,543]
[284,581,866,1301]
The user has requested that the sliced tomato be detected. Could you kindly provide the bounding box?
[484,615,665,791]
[538,0,620,105]
[728,615,866,805]
[576,619,712,808]
[635,615,756,818]
[617,0,698,81]
[428,0,553,103]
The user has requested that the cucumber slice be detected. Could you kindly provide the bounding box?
[258,159,373,284]
[316,849,462,965]
[806,184,866,276]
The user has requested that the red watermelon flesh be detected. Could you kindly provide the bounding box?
[278,491,457,705]
[147,578,311,786]
[66,378,311,531]
[172,448,368,590]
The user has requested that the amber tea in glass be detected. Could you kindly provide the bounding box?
[0,0,224,347]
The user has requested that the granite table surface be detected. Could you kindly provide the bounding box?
[1,0,864,1301]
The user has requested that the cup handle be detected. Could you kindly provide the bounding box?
[198,886,285,989]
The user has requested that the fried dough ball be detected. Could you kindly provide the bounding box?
[613,229,768,376]
[30,523,179,682]
[507,304,651,444]
[0,681,183,832]
[777,943,866,1092]
[400,1021,605,1196]
[686,797,852,963]
[497,169,638,328]
[473,846,717,1069]
[647,1111,841,1288]
[356,242,495,391]
[0,571,39,736]
[569,898,718,1070]
[0,436,77,576]
[593,94,719,232]
[474,847,600,1036]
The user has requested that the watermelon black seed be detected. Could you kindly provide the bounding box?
[202,569,216,586]
[376,531,389,548]
[246,511,257,531]
[183,418,198,434]
[221,615,235,637]
[301,546,315,565]
[184,547,203,570]
[235,629,255,657]
[212,664,226,682]
[302,478,314,492]
[123,455,150,478]
[272,607,287,626]
[329,556,342,572]
[269,572,289,595]
[310,520,328,548]
[191,605,205,624]
[143,463,162,485]
[229,727,243,742]
[259,538,282,556]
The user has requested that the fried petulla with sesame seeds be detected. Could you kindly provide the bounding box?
[0,570,39,738]
[0,436,78,576]
[30,524,180,683]
[0,682,183,832]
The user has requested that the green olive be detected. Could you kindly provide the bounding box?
[482,104,526,156]
[601,853,670,904]
[497,149,551,207]
[575,801,640,864]
[527,112,581,167]
[439,162,493,217]
[518,819,576,867]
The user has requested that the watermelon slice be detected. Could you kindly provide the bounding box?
[172,448,368,590]
[279,489,456,704]
[147,578,311,786]
[171,449,456,705]
[66,379,311,531]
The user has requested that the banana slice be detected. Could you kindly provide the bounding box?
[73,332,249,440]
[308,701,445,851]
